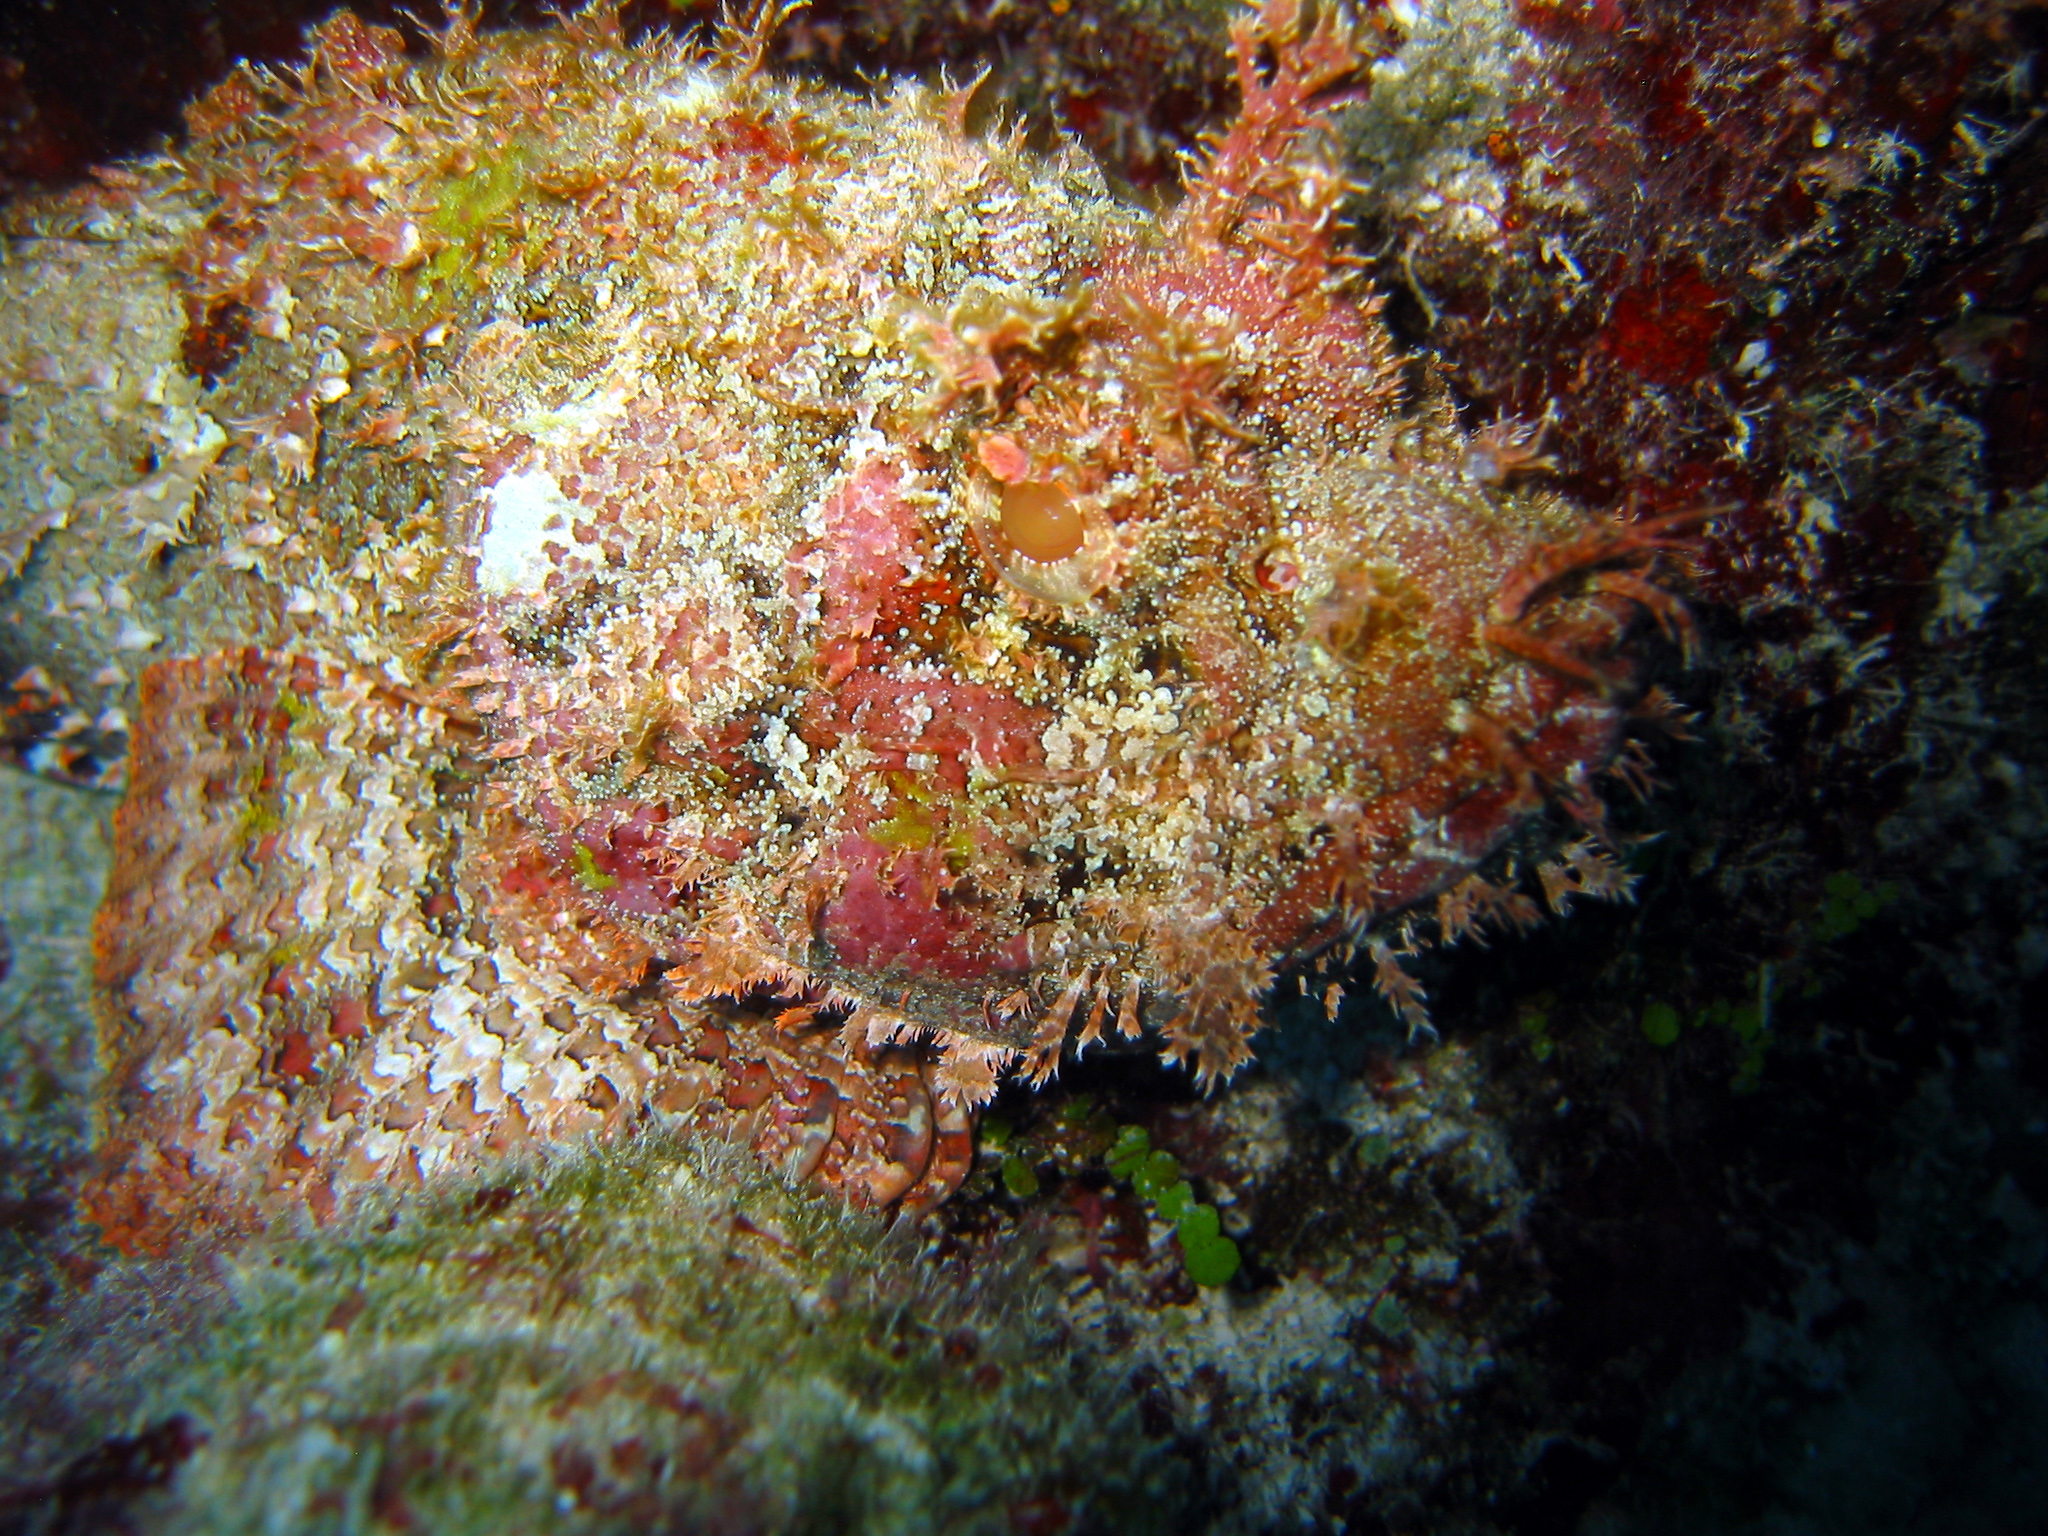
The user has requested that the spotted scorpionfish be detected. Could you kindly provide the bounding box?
[0,1,1693,1247]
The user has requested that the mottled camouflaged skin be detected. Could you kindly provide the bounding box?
[0,3,1683,1239]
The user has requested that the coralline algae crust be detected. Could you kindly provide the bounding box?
[0,2,1692,1235]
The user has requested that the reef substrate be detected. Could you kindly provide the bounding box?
[2,1127,1188,1535]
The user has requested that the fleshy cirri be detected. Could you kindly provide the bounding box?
[0,1,1696,1243]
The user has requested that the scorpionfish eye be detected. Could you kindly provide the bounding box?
[999,479,1087,563]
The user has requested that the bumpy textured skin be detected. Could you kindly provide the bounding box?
[83,648,973,1249]
[0,2,1681,1239]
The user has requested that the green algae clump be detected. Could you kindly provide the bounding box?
[1107,1123,1241,1288]
[1641,1000,1681,1047]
